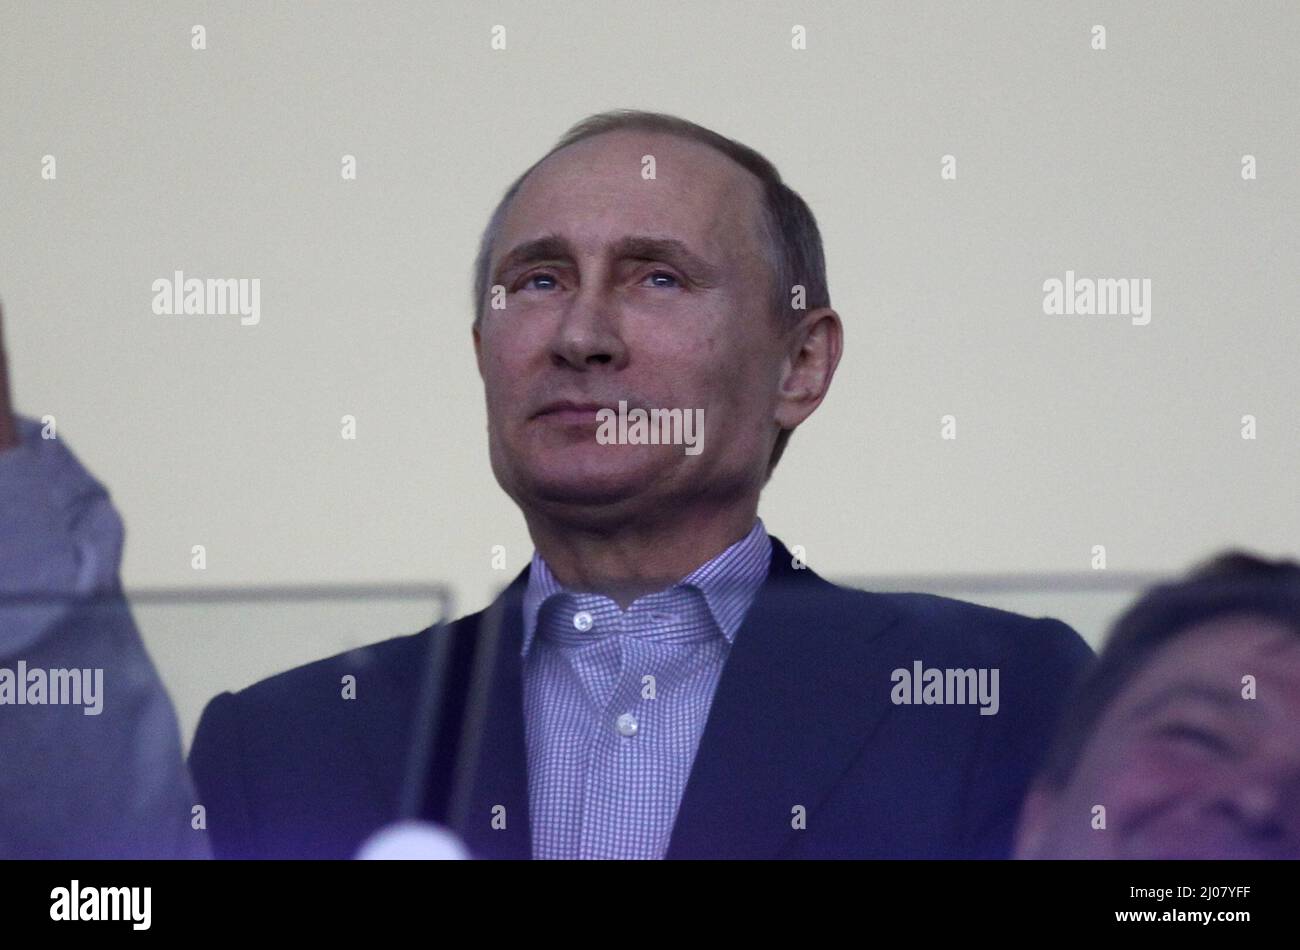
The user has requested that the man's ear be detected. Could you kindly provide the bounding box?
[472,323,485,380]
[1011,780,1056,859]
[773,307,843,433]
[0,299,18,452]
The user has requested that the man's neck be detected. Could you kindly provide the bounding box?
[525,504,760,609]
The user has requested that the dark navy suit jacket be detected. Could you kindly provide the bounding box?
[188,537,1094,859]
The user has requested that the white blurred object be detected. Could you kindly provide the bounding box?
[355,821,471,860]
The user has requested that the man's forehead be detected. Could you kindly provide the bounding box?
[497,130,766,259]
[527,129,759,195]
[1116,616,1300,715]
[1158,615,1299,666]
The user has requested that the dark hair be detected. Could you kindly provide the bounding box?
[1037,551,1300,788]
[471,110,830,476]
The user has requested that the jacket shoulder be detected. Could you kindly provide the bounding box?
[875,589,1091,663]
[766,538,1092,673]
[188,608,490,858]
[804,575,1095,675]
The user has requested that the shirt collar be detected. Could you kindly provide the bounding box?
[521,518,772,657]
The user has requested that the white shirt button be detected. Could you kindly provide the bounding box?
[615,713,639,737]
[573,610,594,632]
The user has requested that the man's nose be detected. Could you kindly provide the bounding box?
[550,285,627,370]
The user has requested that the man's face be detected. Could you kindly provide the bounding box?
[473,130,792,528]
[1015,614,1300,858]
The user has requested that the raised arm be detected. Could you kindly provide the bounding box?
[0,301,209,858]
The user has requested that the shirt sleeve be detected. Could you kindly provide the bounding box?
[0,415,211,858]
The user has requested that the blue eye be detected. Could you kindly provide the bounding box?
[520,273,558,291]
[644,270,681,288]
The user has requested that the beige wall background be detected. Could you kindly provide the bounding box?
[2,1,1296,746]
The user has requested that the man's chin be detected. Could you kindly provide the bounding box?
[515,459,671,513]
[528,473,653,508]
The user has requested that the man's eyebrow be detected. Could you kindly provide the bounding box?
[492,234,572,284]
[492,234,723,285]
[1128,682,1242,722]
[608,236,723,282]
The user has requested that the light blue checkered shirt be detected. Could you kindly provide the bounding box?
[521,518,772,859]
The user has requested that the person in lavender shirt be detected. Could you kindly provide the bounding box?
[184,111,1092,859]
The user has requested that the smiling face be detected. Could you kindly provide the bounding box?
[1015,614,1300,859]
[474,130,803,530]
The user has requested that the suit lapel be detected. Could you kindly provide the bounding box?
[665,538,902,858]
[449,570,534,860]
